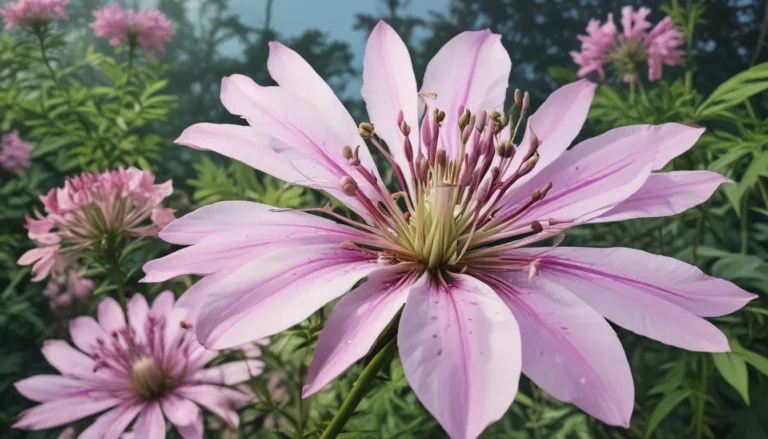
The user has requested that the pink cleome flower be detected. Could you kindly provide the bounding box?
[90,2,174,54]
[0,0,67,30]
[14,291,261,438]
[143,21,755,439]
[18,167,174,282]
[0,131,32,172]
[571,6,684,82]
[43,267,95,310]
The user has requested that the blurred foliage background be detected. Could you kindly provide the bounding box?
[1,0,767,437]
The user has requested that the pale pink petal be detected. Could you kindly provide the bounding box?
[14,375,94,403]
[157,200,364,245]
[267,41,378,176]
[398,273,521,439]
[519,247,753,351]
[41,340,95,379]
[175,385,240,428]
[69,316,108,355]
[421,30,511,157]
[78,402,143,439]
[161,394,201,432]
[133,401,165,438]
[196,245,375,349]
[303,266,414,397]
[175,123,305,186]
[151,290,175,316]
[498,124,659,228]
[12,395,121,430]
[361,21,418,180]
[97,297,126,333]
[485,272,633,427]
[175,411,203,439]
[127,294,149,344]
[510,80,596,176]
[217,75,381,215]
[591,171,729,223]
[189,360,264,385]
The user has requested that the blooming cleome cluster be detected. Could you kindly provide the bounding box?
[571,6,685,82]
[0,0,68,30]
[19,167,174,282]
[90,2,174,53]
[141,21,754,439]
[0,131,32,172]
[13,292,262,437]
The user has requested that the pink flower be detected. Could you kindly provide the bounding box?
[571,7,684,82]
[0,0,67,30]
[144,22,755,439]
[43,268,95,309]
[90,3,174,53]
[18,167,173,282]
[14,291,261,437]
[0,131,32,172]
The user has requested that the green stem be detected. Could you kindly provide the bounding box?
[106,250,127,311]
[694,356,708,439]
[35,31,92,137]
[629,80,636,104]
[319,338,398,439]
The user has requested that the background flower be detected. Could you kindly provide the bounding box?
[0,131,32,172]
[0,0,68,30]
[90,2,174,53]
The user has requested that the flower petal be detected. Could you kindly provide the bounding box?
[127,294,149,344]
[69,316,108,355]
[196,245,375,349]
[79,402,143,439]
[12,395,121,430]
[485,272,633,427]
[398,273,521,439]
[175,385,240,428]
[161,393,201,430]
[303,266,414,397]
[509,80,595,177]
[151,290,176,316]
[97,297,126,334]
[267,41,378,176]
[176,411,204,439]
[41,340,95,379]
[421,30,511,157]
[362,21,418,180]
[133,401,165,439]
[591,171,729,223]
[190,360,264,385]
[14,375,94,403]
[525,247,754,351]
[498,124,662,228]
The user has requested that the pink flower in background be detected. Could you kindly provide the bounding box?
[14,291,261,438]
[90,2,174,53]
[571,6,684,82]
[0,131,32,172]
[144,21,754,439]
[43,268,95,310]
[0,0,68,30]
[18,167,173,282]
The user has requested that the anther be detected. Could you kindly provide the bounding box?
[531,221,544,233]
[531,182,553,201]
[434,109,446,123]
[496,141,514,158]
[349,145,361,166]
[519,153,539,175]
[339,241,359,251]
[342,145,353,159]
[400,120,411,136]
[490,110,500,121]
[458,109,471,130]
[490,166,500,180]
[358,122,375,138]
[338,176,358,196]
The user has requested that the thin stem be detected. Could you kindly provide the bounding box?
[694,355,708,439]
[740,196,749,255]
[629,80,636,105]
[35,31,92,137]
[319,338,398,439]
[107,252,128,311]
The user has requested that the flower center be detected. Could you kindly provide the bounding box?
[333,91,557,276]
[130,356,174,399]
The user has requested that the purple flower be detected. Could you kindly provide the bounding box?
[90,3,174,54]
[571,6,684,82]
[43,268,95,310]
[14,292,261,437]
[0,131,32,172]
[0,0,67,30]
[144,21,754,439]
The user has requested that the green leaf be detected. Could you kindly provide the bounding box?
[712,352,750,405]
[697,62,768,118]
[645,389,692,439]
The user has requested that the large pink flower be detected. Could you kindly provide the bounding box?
[144,22,755,439]
[0,0,68,30]
[14,291,261,438]
[90,3,174,53]
[19,167,174,281]
[0,131,32,172]
[571,6,684,82]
